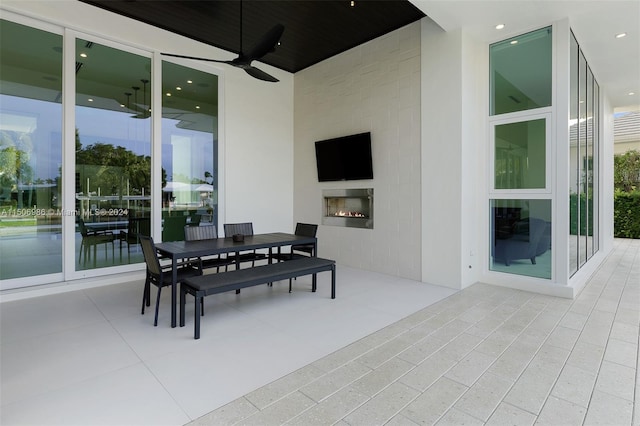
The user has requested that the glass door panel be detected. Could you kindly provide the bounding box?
[75,38,151,269]
[161,61,218,241]
[0,19,63,282]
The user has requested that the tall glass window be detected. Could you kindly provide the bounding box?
[569,34,579,275]
[569,30,599,277]
[75,38,151,270]
[490,27,552,116]
[0,20,63,282]
[161,62,218,241]
[489,26,553,280]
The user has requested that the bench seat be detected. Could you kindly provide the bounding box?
[180,257,336,339]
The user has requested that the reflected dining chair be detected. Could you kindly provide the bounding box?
[77,218,115,267]
[119,217,150,261]
[139,235,202,326]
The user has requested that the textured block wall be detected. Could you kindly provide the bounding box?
[293,21,422,280]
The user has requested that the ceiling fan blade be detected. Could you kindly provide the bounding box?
[246,24,284,61]
[161,52,229,64]
[244,66,279,82]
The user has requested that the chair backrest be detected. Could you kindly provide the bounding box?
[295,223,318,238]
[224,222,254,237]
[184,224,218,241]
[139,235,162,276]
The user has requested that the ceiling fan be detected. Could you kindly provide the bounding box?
[161,2,284,82]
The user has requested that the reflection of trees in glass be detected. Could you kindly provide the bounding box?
[1,130,35,207]
[76,142,151,195]
[75,130,163,197]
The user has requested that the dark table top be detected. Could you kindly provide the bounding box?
[155,232,316,259]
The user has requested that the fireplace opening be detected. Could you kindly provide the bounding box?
[322,188,373,229]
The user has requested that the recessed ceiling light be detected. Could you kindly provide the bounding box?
[495,24,505,30]
[88,98,93,102]
[166,93,172,97]
[615,32,627,39]
[176,86,182,91]
[187,80,193,84]
[196,105,200,109]
[629,92,636,96]
[510,40,518,45]
[80,53,87,58]
[350,1,355,7]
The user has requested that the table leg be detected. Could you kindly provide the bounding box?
[312,243,318,292]
[180,286,185,327]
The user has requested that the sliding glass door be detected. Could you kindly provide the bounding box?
[1,15,220,287]
[161,61,218,242]
[75,37,151,270]
[0,19,63,283]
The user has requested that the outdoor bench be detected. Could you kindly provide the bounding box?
[180,257,336,339]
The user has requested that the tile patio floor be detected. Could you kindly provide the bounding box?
[1,238,638,425]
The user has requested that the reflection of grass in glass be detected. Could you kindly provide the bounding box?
[0,218,37,227]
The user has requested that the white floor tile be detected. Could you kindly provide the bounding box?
[1,320,140,405]
[0,363,190,426]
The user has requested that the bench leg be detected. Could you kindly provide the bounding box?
[312,273,317,292]
[194,293,201,339]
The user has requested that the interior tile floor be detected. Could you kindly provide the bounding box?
[1,238,638,425]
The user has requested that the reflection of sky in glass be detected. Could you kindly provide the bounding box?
[76,105,150,152]
[1,100,215,188]
[161,117,214,183]
[0,94,62,181]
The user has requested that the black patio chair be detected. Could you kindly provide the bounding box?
[139,235,202,326]
[183,224,234,272]
[223,222,267,267]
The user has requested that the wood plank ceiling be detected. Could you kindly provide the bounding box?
[79,0,426,73]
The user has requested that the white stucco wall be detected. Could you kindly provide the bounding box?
[421,23,465,289]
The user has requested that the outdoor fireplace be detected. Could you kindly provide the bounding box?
[322,188,373,229]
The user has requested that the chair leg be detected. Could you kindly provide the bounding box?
[141,279,150,314]
[154,286,162,326]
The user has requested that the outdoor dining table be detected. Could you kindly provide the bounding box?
[155,232,318,327]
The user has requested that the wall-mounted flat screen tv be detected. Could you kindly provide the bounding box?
[315,132,373,182]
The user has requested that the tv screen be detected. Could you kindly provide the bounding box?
[315,132,373,182]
